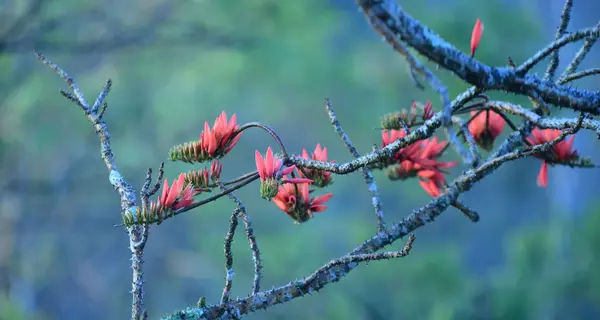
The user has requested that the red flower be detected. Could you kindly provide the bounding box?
[255,147,295,181]
[526,128,579,188]
[471,18,484,57]
[298,143,334,187]
[200,111,241,158]
[467,110,505,151]
[128,173,199,225]
[272,179,333,223]
[381,130,457,197]
[255,147,311,199]
[155,173,197,211]
[169,111,241,163]
[413,138,457,197]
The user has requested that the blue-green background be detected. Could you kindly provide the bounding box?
[1,0,600,319]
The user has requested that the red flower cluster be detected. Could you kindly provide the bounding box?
[147,173,198,219]
[255,144,333,223]
[298,143,333,188]
[170,111,241,163]
[526,128,579,188]
[382,129,457,197]
[201,111,241,158]
[255,147,311,200]
[273,178,333,223]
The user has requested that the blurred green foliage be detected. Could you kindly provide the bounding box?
[1,0,598,319]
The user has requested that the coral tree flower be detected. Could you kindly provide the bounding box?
[139,173,199,224]
[158,173,197,210]
[127,173,199,225]
[201,111,241,157]
[381,129,457,197]
[170,111,241,163]
[526,128,579,188]
[272,179,333,223]
[298,143,333,188]
[255,147,311,199]
[467,109,505,151]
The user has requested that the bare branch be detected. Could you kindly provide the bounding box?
[93,79,112,113]
[35,53,144,320]
[325,98,386,231]
[219,183,263,296]
[237,208,262,295]
[559,22,600,80]
[518,25,600,75]
[221,208,239,304]
[451,200,480,223]
[560,68,600,83]
[543,0,574,81]
[355,0,600,114]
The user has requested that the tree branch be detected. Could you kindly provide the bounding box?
[355,0,600,114]
[35,52,145,320]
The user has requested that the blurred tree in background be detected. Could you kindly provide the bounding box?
[1,0,599,319]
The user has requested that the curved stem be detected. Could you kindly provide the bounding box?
[237,122,289,159]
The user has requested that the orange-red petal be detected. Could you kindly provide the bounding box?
[265,147,275,177]
[255,150,266,180]
[470,18,484,57]
[537,161,548,188]
[159,178,169,205]
[419,179,441,197]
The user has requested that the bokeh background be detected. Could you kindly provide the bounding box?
[1,0,600,319]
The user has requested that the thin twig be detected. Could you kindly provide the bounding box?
[345,233,416,263]
[544,0,574,81]
[517,25,600,75]
[238,208,262,294]
[451,200,480,222]
[325,98,386,231]
[559,68,600,83]
[220,208,239,304]
[140,162,164,211]
[219,183,262,295]
[559,21,600,80]
[458,121,481,168]
[93,79,112,113]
